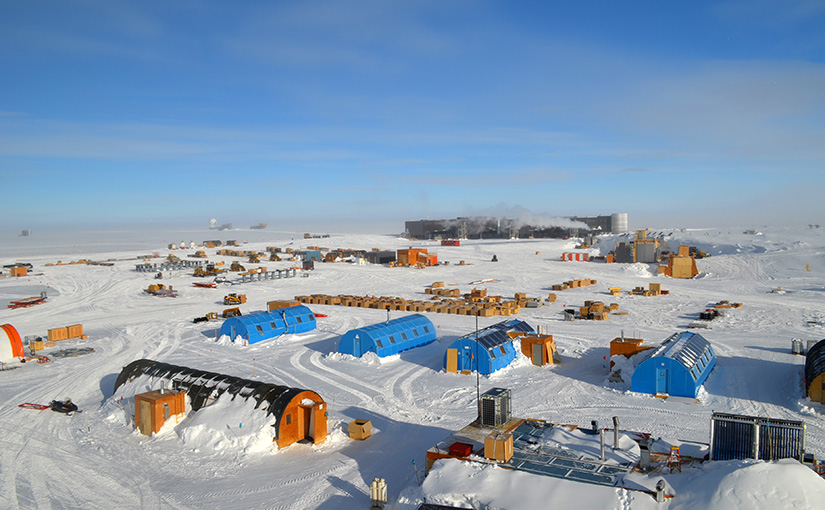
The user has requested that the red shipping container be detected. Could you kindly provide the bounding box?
[449,441,473,457]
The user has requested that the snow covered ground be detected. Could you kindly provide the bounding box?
[1,225,824,509]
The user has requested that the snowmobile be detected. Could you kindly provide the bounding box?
[50,399,79,415]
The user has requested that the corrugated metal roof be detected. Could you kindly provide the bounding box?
[650,331,712,370]
[805,339,825,386]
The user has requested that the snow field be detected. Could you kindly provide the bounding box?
[0,226,823,508]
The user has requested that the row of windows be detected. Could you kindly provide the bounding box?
[689,348,713,381]
[489,345,508,359]
[252,315,315,334]
[374,326,431,350]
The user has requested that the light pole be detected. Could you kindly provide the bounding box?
[475,308,480,420]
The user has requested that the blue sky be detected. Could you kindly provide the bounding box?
[1,1,824,233]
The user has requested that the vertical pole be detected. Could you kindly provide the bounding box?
[709,415,716,461]
[476,311,480,420]
[752,422,760,460]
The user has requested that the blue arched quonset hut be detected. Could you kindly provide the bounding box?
[220,305,316,344]
[444,319,534,375]
[339,314,436,357]
[631,331,716,398]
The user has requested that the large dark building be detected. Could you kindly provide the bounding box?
[404,213,628,240]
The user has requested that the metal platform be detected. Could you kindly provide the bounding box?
[506,421,635,487]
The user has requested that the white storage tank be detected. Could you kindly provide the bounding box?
[611,213,629,233]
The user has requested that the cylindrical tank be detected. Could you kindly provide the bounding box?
[611,213,629,233]
[792,338,804,355]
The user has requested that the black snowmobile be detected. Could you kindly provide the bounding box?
[50,399,79,415]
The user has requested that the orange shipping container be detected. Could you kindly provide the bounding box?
[268,300,299,311]
[48,327,69,342]
[67,324,84,339]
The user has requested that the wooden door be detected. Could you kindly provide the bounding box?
[446,349,458,373]
[139,400,152,435]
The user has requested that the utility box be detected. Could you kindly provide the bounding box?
[480,388,511,427]
[348,419,373,440]
[484,432,514,462]
[134,389,186,436]
[448,441,473,457]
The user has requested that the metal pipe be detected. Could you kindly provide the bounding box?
[655,479,666,503]
[599,428,605,461]
[613,416,620,449]
[752,422,760,460]
[709,415,716,460]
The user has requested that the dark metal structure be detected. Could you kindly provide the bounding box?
[114,359,323,445]
[404,214,628,240]
[805,339,825,403]
[365,250,396,264]
[480,387,511,427]
[709,412,806,462]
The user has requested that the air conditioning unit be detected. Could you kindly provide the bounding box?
[480,388,511,427]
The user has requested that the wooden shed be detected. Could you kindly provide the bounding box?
[10,266,28,277]
[663,245,699,279]
[610,335,654,369]
[397,247,427,266]
[134,389,187,436]
[519,333,560,366]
